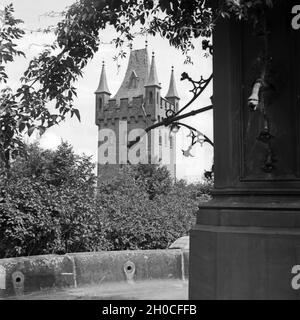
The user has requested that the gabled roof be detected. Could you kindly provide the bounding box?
[113,48,150,100]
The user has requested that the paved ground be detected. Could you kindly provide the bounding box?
[5,279,188,300]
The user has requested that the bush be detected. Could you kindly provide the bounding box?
[96,165,211,251]
[0,143,213,258]
[0,142,110,258]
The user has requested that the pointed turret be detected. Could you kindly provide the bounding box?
[165,66,180,111]
[166,66,180,99]
[95,61,111,95]
[95,62,111,125]
[145,52,161,88]
[144,52,161,111]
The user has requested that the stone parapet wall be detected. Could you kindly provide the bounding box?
[0,249,189,298]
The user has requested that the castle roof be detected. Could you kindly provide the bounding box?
[95,62,111,95]
[145,52,161,88]
[113,48,150,101]
[166,66,180,99]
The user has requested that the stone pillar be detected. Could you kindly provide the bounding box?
[189,0,300,299]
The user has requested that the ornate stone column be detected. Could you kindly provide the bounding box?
[190,0,300,299]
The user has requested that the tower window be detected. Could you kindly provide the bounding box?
[170,136,173,149]
[129,71,139,89]
[149,91,153,104]
[99,97,103,111]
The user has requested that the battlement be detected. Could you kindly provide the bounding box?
[108,99,117,109]
[132,96,144,108]
[105,96,144,110]
[120,98,129,109]
[97,95,153,125]
[96,95,177,126]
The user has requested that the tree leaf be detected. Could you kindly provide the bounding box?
[73,108,81,122]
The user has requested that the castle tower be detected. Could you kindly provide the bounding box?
[95,48,178,182]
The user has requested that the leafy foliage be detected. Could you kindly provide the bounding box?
[222,0,274,21]
[0,142,212,257]
[0,1,277,171]
[97,164,211,251]
[0,142,109,258]
[0,4,81,171]
[130,164,173,200]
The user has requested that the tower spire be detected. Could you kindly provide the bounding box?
[166,66,179,99]
[145,52,161,88]
[95,61,111,95]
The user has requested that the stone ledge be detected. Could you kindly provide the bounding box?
[0,249,189,298]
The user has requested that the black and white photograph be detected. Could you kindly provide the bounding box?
[0,0,300,308]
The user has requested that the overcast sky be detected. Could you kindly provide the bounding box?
[3,0,213,182]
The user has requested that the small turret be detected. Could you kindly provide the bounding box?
[95,61,111,95]
[145,52,161,88]
[95,61,111,124]
[145,52,161,110]
[166,66,180,111]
